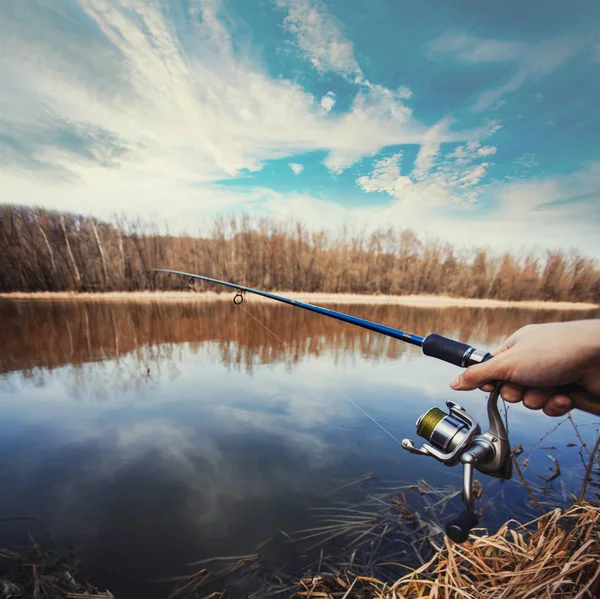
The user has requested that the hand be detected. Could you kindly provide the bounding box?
[450,320,600,417]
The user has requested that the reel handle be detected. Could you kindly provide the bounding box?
[422,334,600,416]
[445,510,479,543]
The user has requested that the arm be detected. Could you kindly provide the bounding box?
[450,320,600,416]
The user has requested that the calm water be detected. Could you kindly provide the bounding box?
[0,299,598,597]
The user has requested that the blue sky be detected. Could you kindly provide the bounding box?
[1,0,599,254]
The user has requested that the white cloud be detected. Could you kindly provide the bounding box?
[322,84,421,174]
[447,141,497,164]
[495,161,600,216]
[288,162,304,174]
[357,137,496,212]
[3,0,595,257]
[320,91,337,112]
[426,31,524,63]
[426,31,587,111]
[476,145,497,157]
[412,118,454,180]
[0,0,483,214]
[276,0,364,83]
[260,161,600,256]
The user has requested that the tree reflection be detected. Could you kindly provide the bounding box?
[1,300,596,383]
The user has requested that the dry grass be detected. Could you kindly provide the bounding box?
[172,430,600,599]
[0,291,597,310]
[295,502,600,599]
[0,526,114,599]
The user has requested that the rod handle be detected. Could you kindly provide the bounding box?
[422,334,491,367]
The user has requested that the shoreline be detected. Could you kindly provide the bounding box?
[0,291,597,310]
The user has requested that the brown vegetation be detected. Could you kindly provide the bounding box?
[1,205,598,302]
[293,502,600,599]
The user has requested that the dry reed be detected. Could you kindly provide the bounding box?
[294,502,600,598]
[172,427,600,599]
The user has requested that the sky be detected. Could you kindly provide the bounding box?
[1,0,599,255]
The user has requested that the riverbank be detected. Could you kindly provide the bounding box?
[290,502,600,599]
[0,291,598,310]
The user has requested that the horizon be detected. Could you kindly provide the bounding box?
[1,0,599,256]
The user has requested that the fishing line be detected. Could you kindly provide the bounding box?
[238,302,405,447]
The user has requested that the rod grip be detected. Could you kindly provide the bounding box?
[422,334,489,367]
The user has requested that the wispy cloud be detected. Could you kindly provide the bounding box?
[426,31,524,63]
[276,0,364,83]
[258,160,600,255]
[448,141,497,163]
[357,139,495,213]
[1,0,596,256]
[288,162,304,174]
[412,118,454,180]
[0,0,479,213]
[496,161,600,218]
[426,31,587,111]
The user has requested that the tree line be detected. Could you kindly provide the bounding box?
[0,204,598,302]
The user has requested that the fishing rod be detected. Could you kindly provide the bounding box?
[150,269,599,542]
[150,269,490,365]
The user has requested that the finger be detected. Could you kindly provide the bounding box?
[451,352,512,391]
[479,383,496,392]
[522,388,553,411]
[490,330,519,356]
[543,394,572,417]
[490,342,510,356]
[500,383,524,404]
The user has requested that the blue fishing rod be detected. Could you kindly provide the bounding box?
[151,268,599,542]
[150,269,490,367]
[151,269,599,415]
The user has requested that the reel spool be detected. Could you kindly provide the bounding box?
[402,384,511,543]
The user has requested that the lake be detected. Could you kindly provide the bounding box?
[0,299,598,598]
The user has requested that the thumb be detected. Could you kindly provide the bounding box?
[450,352,510,391]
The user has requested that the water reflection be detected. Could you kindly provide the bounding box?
[1,299,597,382]
[0,299,598,598]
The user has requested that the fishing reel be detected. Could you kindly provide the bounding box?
[402,383,511,543]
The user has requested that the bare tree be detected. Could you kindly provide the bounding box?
[60,213,82,289]
[0,205,598,302]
